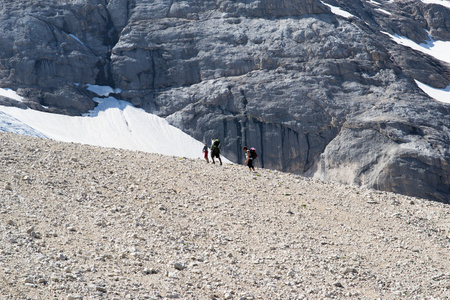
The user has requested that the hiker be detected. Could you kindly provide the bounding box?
[202,143,209,163]
[242,146,256,171]
[210,138,222,165]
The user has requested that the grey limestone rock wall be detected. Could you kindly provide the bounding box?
[0,0,116,114]
[0,0,449,201]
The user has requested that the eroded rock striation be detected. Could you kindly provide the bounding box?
[0,0,449,201]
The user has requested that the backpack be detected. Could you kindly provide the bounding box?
[213,139,220,148]
[211,139,220,155]
[249,147,257,159]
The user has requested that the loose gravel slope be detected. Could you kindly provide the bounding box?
[0,132,449,299]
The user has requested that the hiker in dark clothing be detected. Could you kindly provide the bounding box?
[242,146,255,171]
[211,139,222,165]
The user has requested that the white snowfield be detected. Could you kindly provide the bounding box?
[382,32,450,65]
[321,1,355,19]
[415,80,450,104]
[0,88,24,102]
[420,0,450,9]
[0,86,230,162]
[381,32,450,104]
[322,0,450,104]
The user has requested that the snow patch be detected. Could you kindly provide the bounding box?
[375,8,392,15]
[68,34,84,45]
[368,0,381,5]
[0,111,47,138]
[87,84,122,97]
[420,0,450,9]
[0,96,230,162]
[0,88,24,102]
[382,31,450,64]
[321,2,356,19]
[415,80,450,104]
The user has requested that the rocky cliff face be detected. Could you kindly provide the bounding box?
[0,0,449,202]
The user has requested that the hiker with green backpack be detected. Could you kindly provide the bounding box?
[210,138,222,165]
